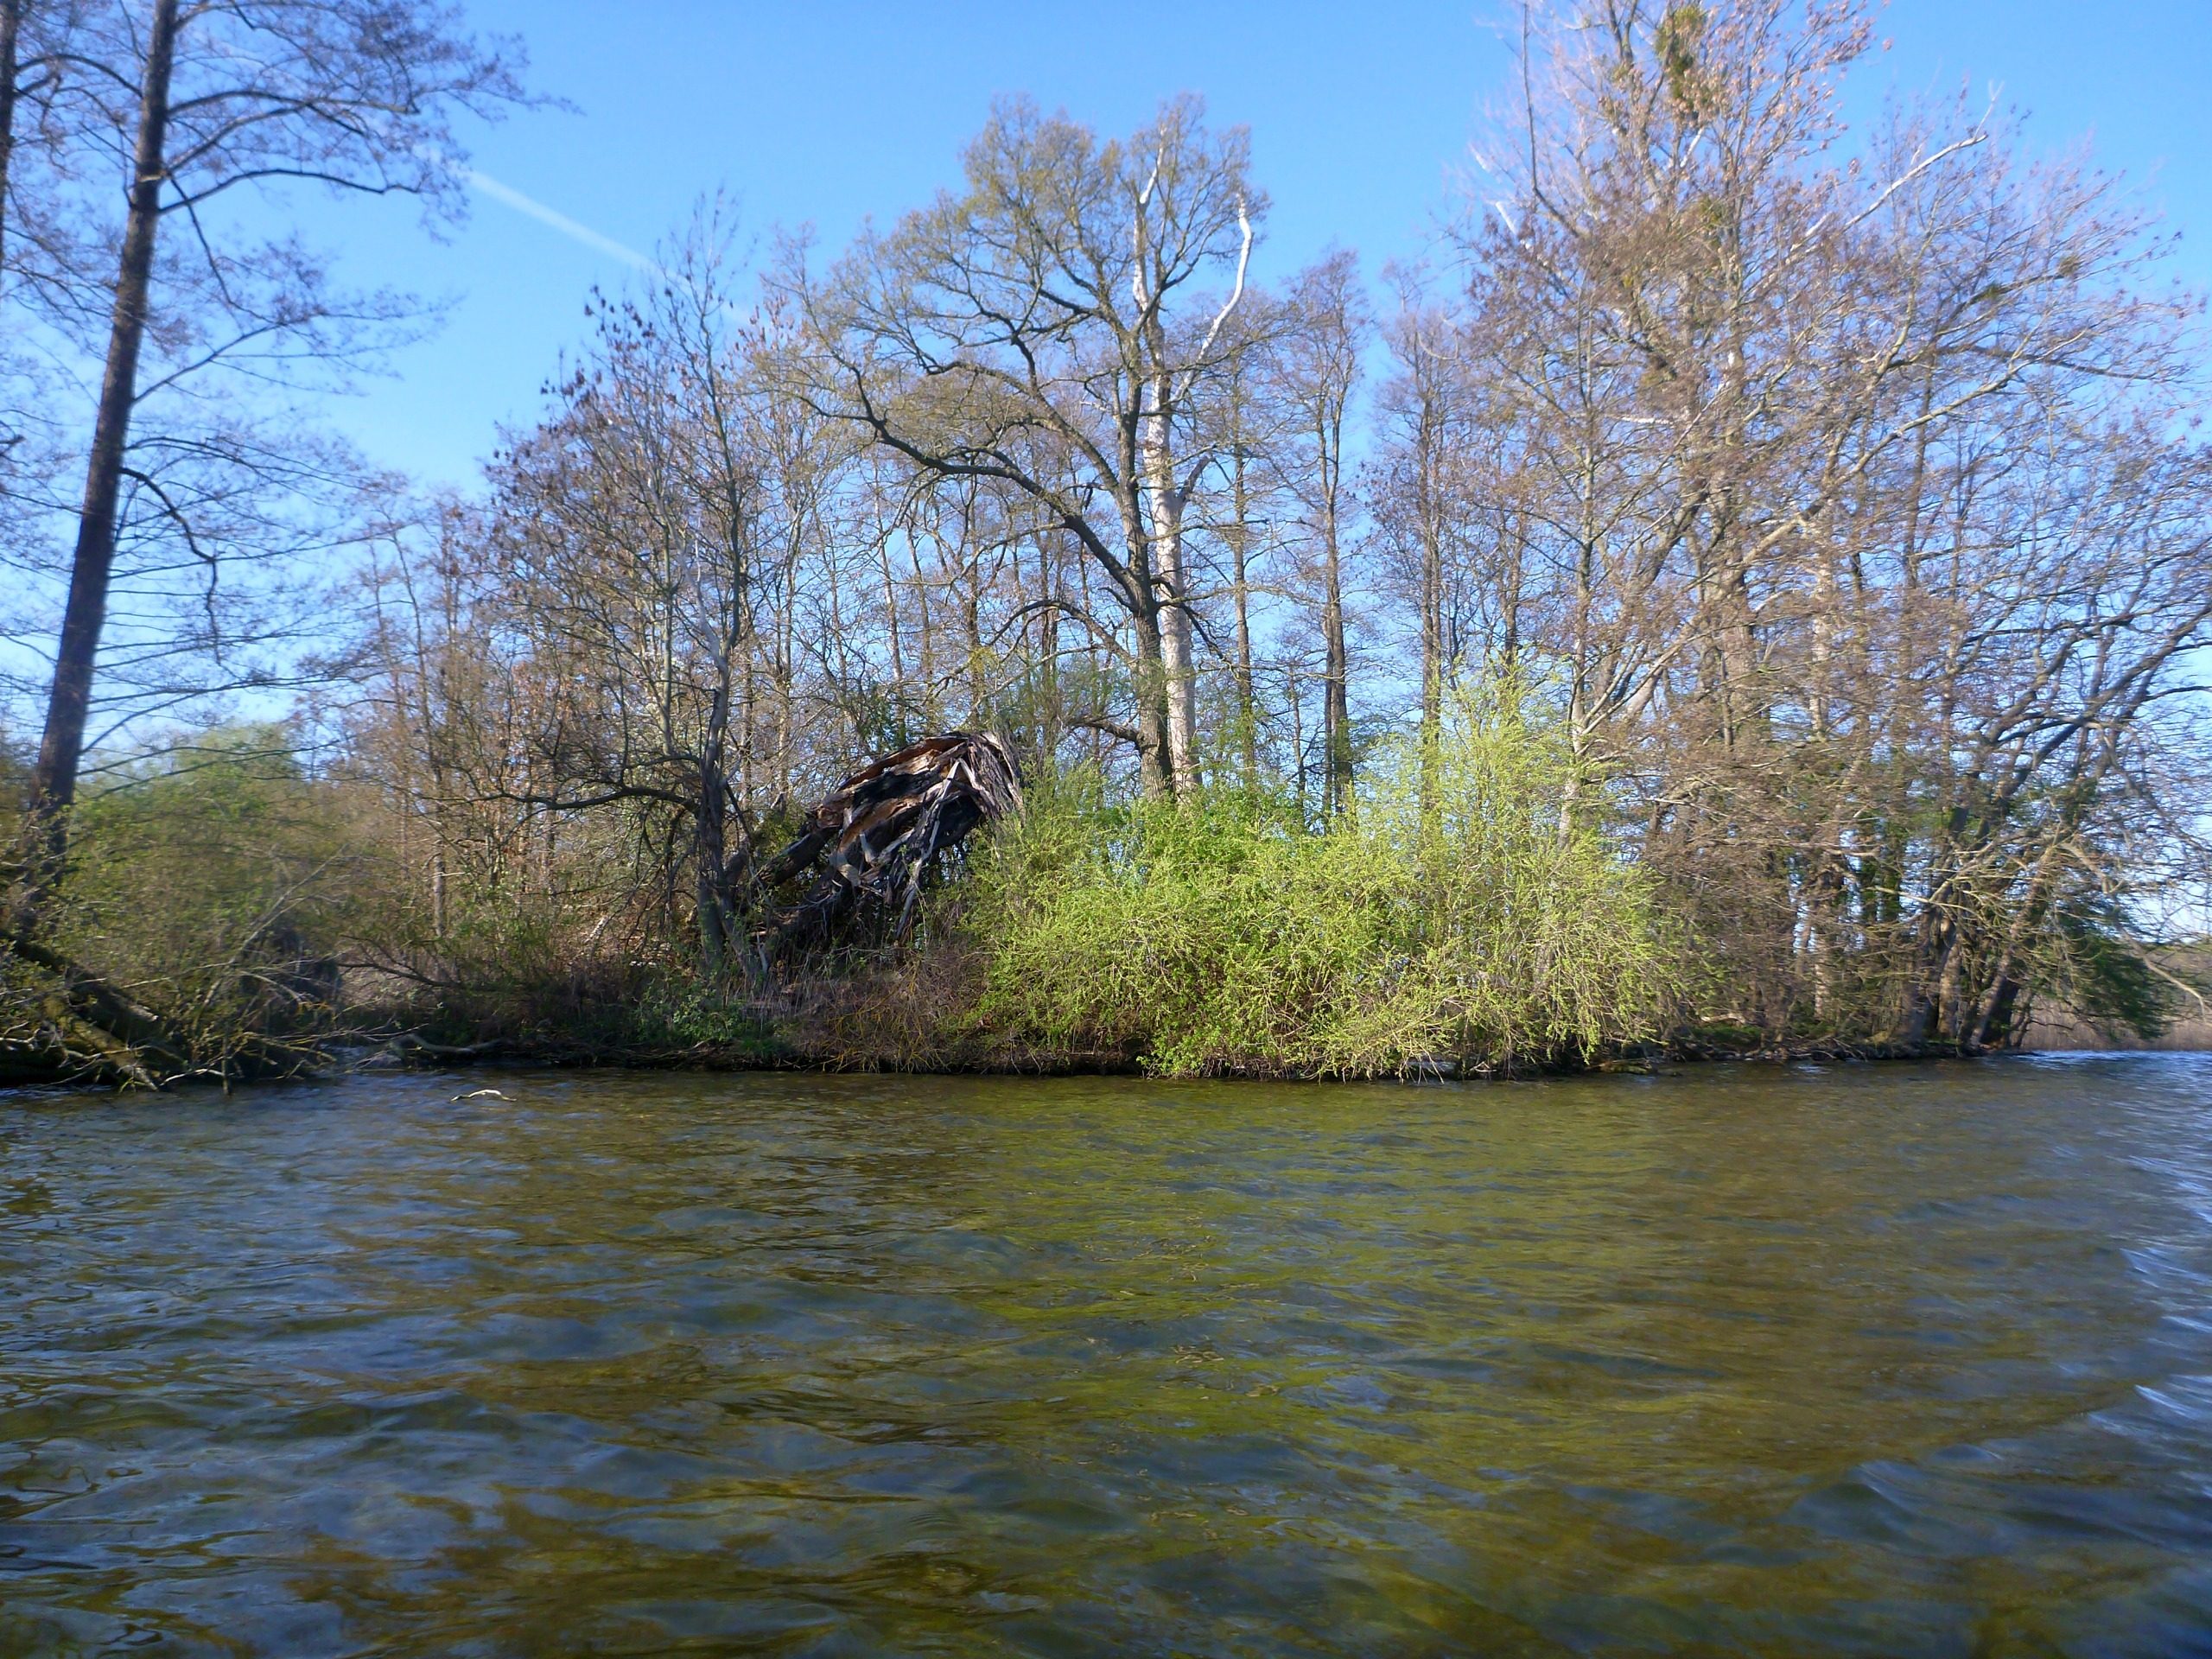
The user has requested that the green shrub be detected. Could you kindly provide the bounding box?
[2053,893,2174,1043]
[629,976,785,1054]
[35,726,359,1075]
[958,680,1680,1077]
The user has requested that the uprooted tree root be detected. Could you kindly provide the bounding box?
[755,731,1023,964]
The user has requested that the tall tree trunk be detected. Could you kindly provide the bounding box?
[1117,480,1175,798]
[1229,442,1259,787]
[0,0,23,281]
[1130,594,1173,798]
[1415,411,1446,819]
[1035,534,1062,755]
[1141,388,1199,796]
[1894,856,1959,1050]
[1418,524,1442,728]
[1320,503,1350,816]
[695,678,734,976]
[22,0,179,906]
[963,573,984,723]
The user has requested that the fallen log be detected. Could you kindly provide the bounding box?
[2,932,327,1089]
[10,933,191,1088]
[758,731,1022,960]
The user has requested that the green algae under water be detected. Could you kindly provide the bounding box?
[4,1058,2212,1656]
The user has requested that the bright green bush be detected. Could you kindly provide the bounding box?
[629,976,785,1054]
[961,682,1679,1077]
[37,726,359,1074]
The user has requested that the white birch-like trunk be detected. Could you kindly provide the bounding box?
[1141,388,1199,794]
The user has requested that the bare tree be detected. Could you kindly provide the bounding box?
[792,96,1258,797]
[1266,249,1367,812]
[14,0,524,922]
[1421,0,2212,1043]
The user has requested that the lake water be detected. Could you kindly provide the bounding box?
[3,1058,2212,1656]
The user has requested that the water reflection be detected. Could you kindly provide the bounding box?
[3,1058,2212,1654]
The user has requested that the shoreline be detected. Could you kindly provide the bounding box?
[8,1024,2201,1096]
[342,1030,2191,1080]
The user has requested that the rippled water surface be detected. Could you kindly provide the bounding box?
[6,1059,2212,1656]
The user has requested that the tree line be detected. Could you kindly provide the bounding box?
[6,0,2209,1082]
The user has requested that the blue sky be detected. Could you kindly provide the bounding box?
[306,2,2212,489]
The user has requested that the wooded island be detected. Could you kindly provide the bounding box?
[3,1,2206,1087]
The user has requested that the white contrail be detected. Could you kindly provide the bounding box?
[431,152,747,324]
[462,166,664,276]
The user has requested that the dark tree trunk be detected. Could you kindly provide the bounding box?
[1230,450,1259,786]
[1893,913,1951,1051]
[1321,519,1350,816]
[1130,592,1173,799]
[1974,974,2024,1050]
[23,0,179,900]
[0,0,23,279]
[695,680,735,976]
